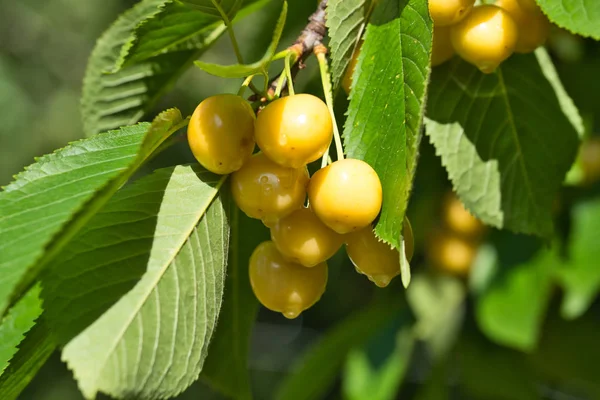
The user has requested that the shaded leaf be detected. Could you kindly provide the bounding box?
[0,109,185,317]
[343,0,432,250]
[180,0,244,17]
[555,199,600,319]
[0,287,42,374]
[202,206,269,400]
[475,247,556,352]
[0,320,56,400]
[45,165,228,399]
[194,1,287,78]
[537,0,600,40]
[117,0,270,69]
[275,300,402,400]
[425,52,579,237]
[343,328,414,400]
[326,0,368,89]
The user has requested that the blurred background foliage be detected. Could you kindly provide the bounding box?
[1,1,600,399]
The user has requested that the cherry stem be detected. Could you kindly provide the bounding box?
[238,74,256,97]
[315,46,344,161]
[284,52,295,96]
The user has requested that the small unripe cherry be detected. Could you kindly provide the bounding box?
[345,219,413,288]
[429,232,476,276]
[342,45,361,95]
[496,0,550,53]
[249,241,328,319]
[450,5,518,74]
[308,159,382,234]
[231,152,309,226]
[187,94,255,175]
[254,94,333,168]
[432,26,455,67]
[428,0,476,27]
[271,207,344,268]
[443,194,484,239]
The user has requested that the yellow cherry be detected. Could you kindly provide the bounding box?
[429,0,476,27]
[231,152,309,225]
[443,193,484,239]
[254,94,333,168]
[271,207,344,268]
[308,159,382,234]
[249,241,328,319]
[432,26,455,67]
[429,232,477,276]
[496,0,550,53]
[450,5,518,74]
[187,94,255,174]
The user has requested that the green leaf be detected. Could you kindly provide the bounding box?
[48,165,228,399]
[343,328,414,400]
[326,0,368,89]
[194,1,287,78]
[475,247,556,352]
[116,0,270,69]
[202,209,269,399]
[0,321,56,400]
[0,287,42,374]
[555,199,600,319]
[537,0,600,40]
[343,0,432,250]
[81,0,221,136]
[0,109,185,318]
[425,52,580,238]
[407,273,466,359]
[179,0,244,17]
[275,300,403,400]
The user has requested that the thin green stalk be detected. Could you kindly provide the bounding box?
[284,52,295,96]
[211,0,244,64]
[238,74,256,97]
[316,51,344,161]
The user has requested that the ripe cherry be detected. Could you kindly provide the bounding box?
[308,159,382,234]
[429,232,476,276]
[187,94,255,175]
[231,152,309,226]
[432,26,455,67]
[428,0,476,27]
[496,0,550,53]
[254,94,333,168]
[450,5,518,73]
[345,219,414,288]
[249,241,328,319]
[443,194,484,239]
[271,207,344,268]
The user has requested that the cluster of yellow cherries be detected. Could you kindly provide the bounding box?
[187,93,414,319]
[430,0,550,72]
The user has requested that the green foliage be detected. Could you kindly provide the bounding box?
[201,210,269,400]
[194,1,288,78]
[0,287,42,374]
[343,328,414,400]
[426,52,580,238]
[275,300,403,400]
[537,0,600,40]
[326,0,367,89]
[555,199,600,319]
[0,321,56,400]
[0,109,185,318]
[51,165,228,399]
[343,0,432,251]
[476,246,556,352]
[180,0,245,17]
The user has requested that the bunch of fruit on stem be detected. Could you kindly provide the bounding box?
[343,0,551,92]
[187,92,414,319]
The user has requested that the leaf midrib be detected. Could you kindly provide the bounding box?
[90,174,226,389]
